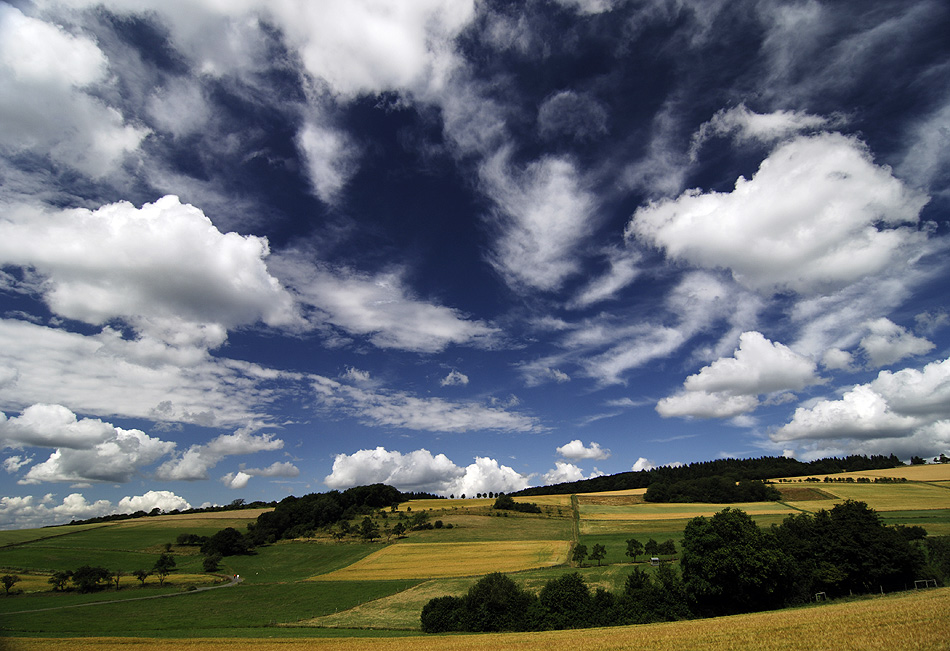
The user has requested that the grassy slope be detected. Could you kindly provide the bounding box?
[5,587,949,650]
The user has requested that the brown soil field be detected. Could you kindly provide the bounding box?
[773,485,836,501]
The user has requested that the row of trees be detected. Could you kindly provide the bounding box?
[44,554,178,594]
[422,500,942,633]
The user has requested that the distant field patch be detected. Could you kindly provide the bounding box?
[578,494,645,507]
[579,502,797,521]
[787,482,950,512]
[774,485,836,501]
[393,514,570,543]
[584,488,648,497]
[146,508,272,522]
[522,495,573,508]
[313,541,570,581]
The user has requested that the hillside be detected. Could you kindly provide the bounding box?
[0,463,947,644]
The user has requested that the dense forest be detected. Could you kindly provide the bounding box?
[422,500,946,633]
[514,454,904,498]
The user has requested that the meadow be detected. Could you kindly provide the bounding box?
[0,463,947,646]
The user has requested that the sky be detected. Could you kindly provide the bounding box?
[1,0,949,529]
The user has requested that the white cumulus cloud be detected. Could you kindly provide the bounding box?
[859,317,935,368]
[657,331,823,419]
[773,355,950,458]
[628,133,929,296]
[0,196,300,349]
[555,439,611,460]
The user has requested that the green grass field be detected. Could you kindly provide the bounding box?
[1,468,947,641]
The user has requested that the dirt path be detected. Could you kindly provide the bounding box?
[4,575,243,615]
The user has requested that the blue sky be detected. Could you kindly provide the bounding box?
[1,0,949,528]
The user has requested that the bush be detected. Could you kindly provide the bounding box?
[493,494,542,514]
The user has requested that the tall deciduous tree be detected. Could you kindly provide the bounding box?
[625,538,644,562]
[572,544,588,566]
[590,543,607,566]
[153,553,177,586]
[1,575,19,595]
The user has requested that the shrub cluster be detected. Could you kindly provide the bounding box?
[492,494,542,514]
[421,568,690,633]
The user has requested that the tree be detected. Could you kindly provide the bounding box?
[391,521,406,539]
[72,565,111,593]
[359,516,380,541]
[203,554,223,572]
[421,595,466,633]
[48,570,72,592]
[153,553,177,586]
[681,508,795,616]
[538,572,592,629]
[112,570,123,591]
[201,527,251,557]
[644,538,659,558]
[911,455,925,465]
[1,575,19,596]
[658,539,677,558]
[463,572,536,632]
[773,499,924,597]
[132,569,150,586]
[620,564,691,624]
[625,538,644,562]
[589,543,607,566]
[572,544,588,566]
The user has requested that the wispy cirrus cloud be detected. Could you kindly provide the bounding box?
[312,374,542,434]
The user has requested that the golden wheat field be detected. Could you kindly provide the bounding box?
[784,464,950,483]
[8,587,949,651]
[312,541,571,580]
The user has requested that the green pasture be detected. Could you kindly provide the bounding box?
[1,580,418,637]
[391,513,571,543]
[220,541,379,584]
[0,523,113,547]
[0,545,200,575]
[879,509,950,536]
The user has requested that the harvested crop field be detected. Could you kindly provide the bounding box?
[9,587,948,651]
[312,541,570,580]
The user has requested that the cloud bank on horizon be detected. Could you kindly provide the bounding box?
[1,0,949,528]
